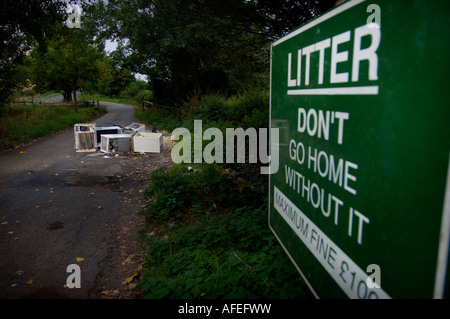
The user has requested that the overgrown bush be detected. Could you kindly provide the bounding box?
[144,163,264,226]
[192,89,269,128]
[138,89,309,299]
[136,89,270,133]
[139,202,312,299]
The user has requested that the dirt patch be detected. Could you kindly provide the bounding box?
[47,221,64,231]
[88,131,174,299]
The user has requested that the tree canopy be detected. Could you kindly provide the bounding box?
[29,28,104,104]
[1,0,336,108]
[83,0,335,104]
[0,0,66,107]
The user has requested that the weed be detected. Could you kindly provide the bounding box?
[138,89,311,299]
[139,204,312,299]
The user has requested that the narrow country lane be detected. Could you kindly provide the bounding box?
[0,102,173,298]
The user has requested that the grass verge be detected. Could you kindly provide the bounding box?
[0,103,106,150]
[137,90,312,299]
[138,163,314,299]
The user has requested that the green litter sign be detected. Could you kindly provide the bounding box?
[269,0,450,299]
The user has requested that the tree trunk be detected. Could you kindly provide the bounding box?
[64,90,72,102]
[73,82,78,112]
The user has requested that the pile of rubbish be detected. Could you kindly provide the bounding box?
[74,122,163,154]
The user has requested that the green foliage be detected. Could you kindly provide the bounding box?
[140,160,313,299]
[84,0,335,104]
[139,204,312,299]
[135,105,181,133]
[193,89,269,128]
[94,60,135,98]
[136,89,269,133]
[120,81,148,99]
[0,0,66,108]
[29,28,104,102]
[144,163,262,225]
[134,90,154,104]
[136,87,314,299]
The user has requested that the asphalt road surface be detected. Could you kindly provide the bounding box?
[0,101,171,298]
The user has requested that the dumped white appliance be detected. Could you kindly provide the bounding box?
[94,126,122,147]
[74,123,96,152]
[74,122,158,153]
[100,134,133,153]
[122,123,145,135]
[132,132,163,153]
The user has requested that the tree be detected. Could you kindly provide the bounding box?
[30,28,104,109]
[0,0,66,108]
[93,55,135,98]
[83,0,336,105]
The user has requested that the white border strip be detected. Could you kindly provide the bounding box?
[287,86,379,95]
[269,43,320,298]
[434,154,450,298]
[273,187,391,299]
[272,0,367,47]
[267,42,316,298]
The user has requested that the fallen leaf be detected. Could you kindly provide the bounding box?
[97,206,103,209]
[125,272,138,283]
[1,221,7,225]
[76,257,85,262]
[26,279,33,285]
[10,284,18,288]
[35,205,40,208]
[48,200,54,203]
[80,161,84,163]
[7,231,14,235]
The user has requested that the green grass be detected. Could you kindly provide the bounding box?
[0,103,106,150]
[135,105,182,133]
[78,93,140,108]
[137,90,312,299]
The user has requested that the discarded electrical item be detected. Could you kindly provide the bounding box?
[100,134,133,153]
[95,126,121,147]
[122,123,145,135]
[75,122,154,154]
[74,123,96,152]
[132,132,163,153]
